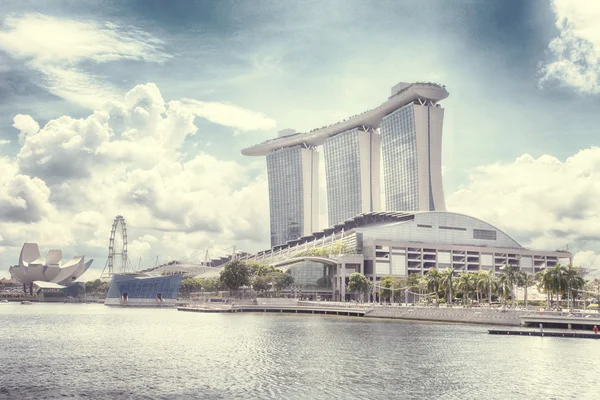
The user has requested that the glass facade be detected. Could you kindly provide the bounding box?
[106,274,183,300]
[283,261,333,290]
[381,103,419,211]
[324,129,362,226]
[267,146,306,247]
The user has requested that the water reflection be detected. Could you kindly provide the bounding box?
[0,304,598,399]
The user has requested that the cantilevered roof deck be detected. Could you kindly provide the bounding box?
[241,82,448,156]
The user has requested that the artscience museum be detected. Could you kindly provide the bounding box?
[8,243,93,295]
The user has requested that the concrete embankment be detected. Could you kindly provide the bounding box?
[365,306,523,326]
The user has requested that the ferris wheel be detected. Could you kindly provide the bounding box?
[101,215,129,279]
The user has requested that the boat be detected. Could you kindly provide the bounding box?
[1,299,9,303]
[21,300,32,305]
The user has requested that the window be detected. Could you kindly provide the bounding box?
[473,229,497,240]
[439,226,467,231]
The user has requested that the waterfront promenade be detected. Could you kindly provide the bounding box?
[178,299,600,329]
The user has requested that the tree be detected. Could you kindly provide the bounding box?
[199,277,221,293]
[426,267,442,303]
[347,273,372,301]
[249,263,278,277]
[520,273,536,308]
[564,265,585,310]
[252,275,271,295]
[456,272,475,305]
[85,279,109,296]
[219,260,251,296]
[593,278,600,308]
[476,270,496,305]
[180,278,202,296]
[316,276,332,288]
[549,264,567,308]
[499,265,520,306]
[536,268,553,309]
[268,271,294,295]
[379,276,395,302]
[440,268,455,305]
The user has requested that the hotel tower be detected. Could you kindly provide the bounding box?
[242,82,448,247]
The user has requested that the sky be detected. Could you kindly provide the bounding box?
[1,0,600,280]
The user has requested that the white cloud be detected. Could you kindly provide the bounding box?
[0,139,10,145]
[12,114,40,143]
[182,98,277,132]
[539,0,600,93]
[0,13,169,108]
[0,83,271,278]
[446,148,600,277]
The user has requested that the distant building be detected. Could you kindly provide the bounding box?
[242,82,449,246]
[380,99,445,211]
[228,211,572,301]
[104,274,183,307]
[323,127,381,225]
[34,281,86,302]
[8,243,93,295]
[266,141,319,247]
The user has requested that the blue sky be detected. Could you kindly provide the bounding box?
[2,0,600,278]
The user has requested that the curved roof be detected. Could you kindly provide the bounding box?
[242,82,448,156]
[357,211,524,249]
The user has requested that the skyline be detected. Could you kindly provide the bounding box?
[2,0,600,279]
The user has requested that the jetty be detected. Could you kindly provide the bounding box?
[489,329,599,339]
[178,303,367,317]
[520,311,600,330]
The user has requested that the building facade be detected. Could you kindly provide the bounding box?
[266,144,319,247]
[233,212,571,301]
[243,82,449,247]
[105,274,183,307]
[381,101,445,212]
[323,127,381,226]
[8,243,93,295]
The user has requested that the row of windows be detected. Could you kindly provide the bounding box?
[267,146,308,246]
[115,279,180,299]
[381,104,419,211]
[439,226,467,231]
[473,229,497,240]
[324,129,363,225]
[415,224,498,241]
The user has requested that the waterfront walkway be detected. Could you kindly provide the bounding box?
[178,303,367,317]
[177,299,600,328]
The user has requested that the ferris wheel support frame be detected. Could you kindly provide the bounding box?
[101,215,129,279]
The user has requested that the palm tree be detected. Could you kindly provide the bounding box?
[417,276,429,304]
[549,264,567,309]
[440,268,455,305]
[563,265,584,311]
[499,265,520,306]
[477,270,495,305]
[456,271,475,305]
[593,278,600,309]
[536,269,553,309]
[520,273,536,308]
[496,272,511,308]
[426,267,442,303]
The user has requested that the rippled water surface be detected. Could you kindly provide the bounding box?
[1,303,599,399]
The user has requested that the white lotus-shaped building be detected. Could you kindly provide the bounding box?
[9,243,93,287]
